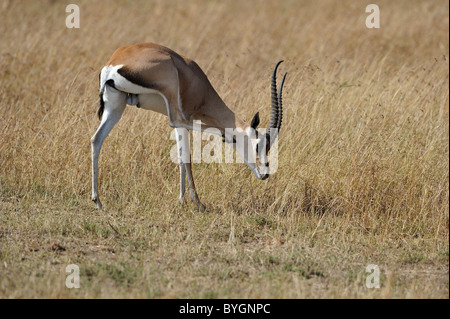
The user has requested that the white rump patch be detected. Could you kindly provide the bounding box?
[100,64,171,119]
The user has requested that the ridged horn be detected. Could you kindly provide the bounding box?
[276,72,287,131]
[266,61,286,152]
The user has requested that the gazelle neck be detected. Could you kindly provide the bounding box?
[201,88,250,134]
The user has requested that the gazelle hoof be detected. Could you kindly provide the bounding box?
[197,202,206,212]
[92,197,103,210]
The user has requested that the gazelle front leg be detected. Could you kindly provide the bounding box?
[91,85,126,210]
[175,127,187,204]
[185,159,206,212]
[175,127,205,212]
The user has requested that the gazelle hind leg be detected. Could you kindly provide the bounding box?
[91,85,126,209]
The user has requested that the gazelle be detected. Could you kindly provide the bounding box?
[91,43,286,211]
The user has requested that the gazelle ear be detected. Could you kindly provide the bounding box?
[250,112,260,129]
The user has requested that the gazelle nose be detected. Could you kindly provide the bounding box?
[252,167,269,180]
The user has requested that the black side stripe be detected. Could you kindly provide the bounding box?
[117,67,159,90]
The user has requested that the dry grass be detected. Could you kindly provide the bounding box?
[0,0,448,298]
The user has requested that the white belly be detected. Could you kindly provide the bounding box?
[138,93,167,115]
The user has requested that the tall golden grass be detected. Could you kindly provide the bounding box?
[0,0,448,298]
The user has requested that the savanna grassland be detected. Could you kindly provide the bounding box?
[0,0,448,298]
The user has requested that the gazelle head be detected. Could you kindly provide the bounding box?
[241,61,287,180]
